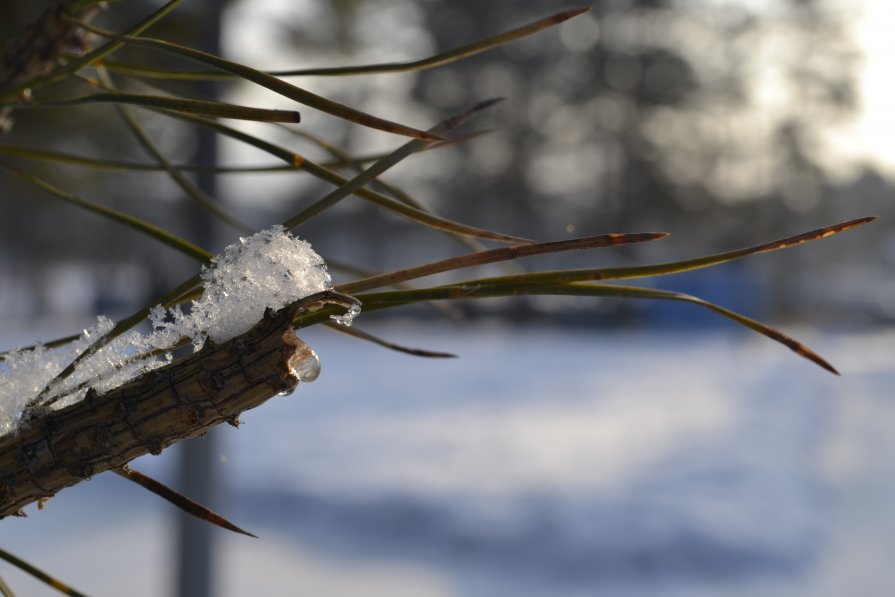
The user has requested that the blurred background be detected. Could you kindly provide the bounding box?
[0,0,893,595]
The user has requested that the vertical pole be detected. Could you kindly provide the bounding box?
[176,2,222,596]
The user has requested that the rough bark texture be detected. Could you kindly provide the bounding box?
[0,306,308,519]
[1,3,99,92]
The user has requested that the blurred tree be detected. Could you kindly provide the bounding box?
[407,0,860,243]
[0,0,879,324]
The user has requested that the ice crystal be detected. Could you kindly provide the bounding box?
[0,226,354,437]
[330,303,362,327]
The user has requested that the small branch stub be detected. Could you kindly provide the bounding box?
[0,303,311,519]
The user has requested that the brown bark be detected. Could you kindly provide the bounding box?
[0,305,311,519]
[1,3,99,92]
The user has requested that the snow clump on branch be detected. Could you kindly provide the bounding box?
[0,226,353,436]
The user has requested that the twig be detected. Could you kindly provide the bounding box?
[0,300,317,519]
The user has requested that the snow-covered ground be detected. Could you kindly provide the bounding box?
[1,323,893,596]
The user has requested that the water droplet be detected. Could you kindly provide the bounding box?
[330,303,362,327]
[288,342,320,383]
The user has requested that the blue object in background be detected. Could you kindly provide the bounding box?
[640,262,769,329]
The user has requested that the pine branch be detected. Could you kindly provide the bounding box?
[0,300,314,519]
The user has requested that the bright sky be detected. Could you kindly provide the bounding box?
[716,0,895,177]
[853,1,895,175]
